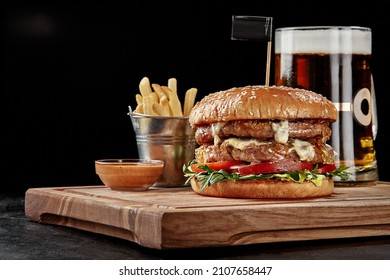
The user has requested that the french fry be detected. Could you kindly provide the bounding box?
[183,88,197,116]
[142,94,156,116]
[162,86,183,116]
[139,77,153,97]
[135,103,144,114]
[133,76,198,117]
[149,91,159,104]
[159,95,172,116]
[134,93,144,113]
[152,103,163,116]
[152,83,167,101]
[135,93,143,106]
[168,78,177,94]
[153,101,170,117]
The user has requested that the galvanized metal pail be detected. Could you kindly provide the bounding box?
[129,108,196,187]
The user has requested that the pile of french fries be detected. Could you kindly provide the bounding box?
[134,77,198,117]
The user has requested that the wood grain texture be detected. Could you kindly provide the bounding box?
[25,182,390,249]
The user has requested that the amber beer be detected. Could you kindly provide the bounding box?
[274,26,378,184]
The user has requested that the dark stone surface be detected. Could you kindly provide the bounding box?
[1,194,390,260]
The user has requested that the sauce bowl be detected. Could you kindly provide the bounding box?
[95,159,164,191]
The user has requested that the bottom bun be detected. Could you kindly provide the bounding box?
[190,178,334,199]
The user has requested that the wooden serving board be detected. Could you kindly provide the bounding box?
[25,182,390,249]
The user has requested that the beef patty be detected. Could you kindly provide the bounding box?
[195,120,332,145]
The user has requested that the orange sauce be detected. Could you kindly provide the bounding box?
[95,161,164,190]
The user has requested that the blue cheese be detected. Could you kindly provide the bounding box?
[291,139,315,161]
[271,120,289,144]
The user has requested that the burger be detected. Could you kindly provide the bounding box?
[183,85,349,199]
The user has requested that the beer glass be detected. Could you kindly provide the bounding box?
[274,26,378,185]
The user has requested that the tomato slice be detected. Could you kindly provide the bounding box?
[316,163,336,174]
[190,160,334,176]
[190,160,245,173]
[235,160,314,176]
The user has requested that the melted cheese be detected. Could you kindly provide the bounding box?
[223,138,267,150]
[211,122,227,145]
[271,120,289,144]
[291,139,315,161]
[224,137,315,162]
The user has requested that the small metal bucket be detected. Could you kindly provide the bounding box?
[129,107,196,187]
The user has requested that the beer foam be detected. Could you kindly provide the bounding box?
[275,27,371,54]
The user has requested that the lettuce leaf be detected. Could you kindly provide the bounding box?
[183,161,351,192]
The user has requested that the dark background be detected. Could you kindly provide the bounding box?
[2,1,388,195]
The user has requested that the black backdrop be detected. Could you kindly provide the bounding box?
[3,1,389,194]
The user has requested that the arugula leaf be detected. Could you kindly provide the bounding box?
[183,161,351,191]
